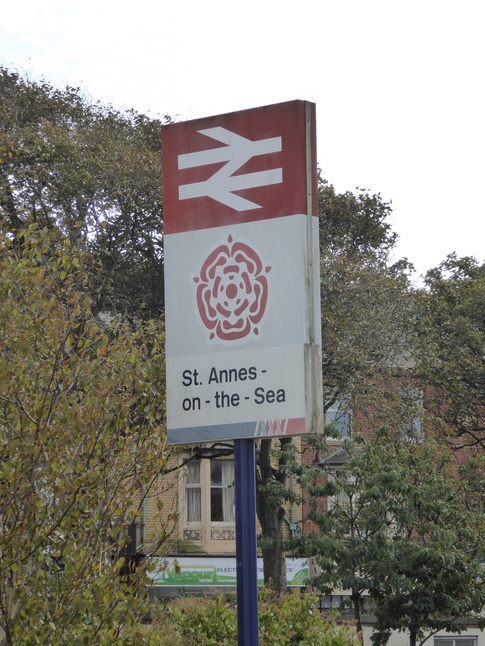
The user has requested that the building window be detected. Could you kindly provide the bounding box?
[210,460,235,523]
[400,387,424,439]
[434,638,477,646]
[325,399,351,438]
[328,472,353,534]
[185,458,235,525]
[186,460,201,522]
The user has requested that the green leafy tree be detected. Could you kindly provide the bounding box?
[256,437,299,591]
[0,222,169,644]
[292,435,376,634]
[367,437,485,646]
[318,174,416,426]
[0,66,167,318]
[256,178,411,591]
[297,434,485,646]
[417,254,485,451]
[320,252,416,431]
[318,179,397,259]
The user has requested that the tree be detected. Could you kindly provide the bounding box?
[320,253,416,427]
[367,436,485,646]
[287,241,485,643]
[0,222,169,644]
[417,254,485,451]
[256,437,298,591]
[292,241,485,642]
[292,434,380,635]
[0,66,167,318]
[318,179,397,259]
[318,175,416,421]
[296,433,485,646]
[256,178,410,590]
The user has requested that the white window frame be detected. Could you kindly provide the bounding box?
[183,457,235,528]
[325,398,351,439]
[400,386,424,440]
[209,458,235,524]
[185,459,202,524]
[434,637,477,646]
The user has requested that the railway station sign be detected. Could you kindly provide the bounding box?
[162,100,322,444]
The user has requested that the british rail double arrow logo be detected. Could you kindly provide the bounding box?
[177,127,283,211]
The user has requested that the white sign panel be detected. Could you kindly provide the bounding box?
[162,101,322,443]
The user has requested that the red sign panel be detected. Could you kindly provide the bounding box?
[162,100,317,234]
[163,100,322,444]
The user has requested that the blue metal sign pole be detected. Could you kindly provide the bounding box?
[234,438,259,646]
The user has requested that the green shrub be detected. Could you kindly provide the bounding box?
[148,589,358,645]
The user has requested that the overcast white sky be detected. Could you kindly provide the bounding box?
[2,0,484,282]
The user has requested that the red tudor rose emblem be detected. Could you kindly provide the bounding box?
[193,234,272,343]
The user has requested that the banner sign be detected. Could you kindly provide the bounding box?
[149,556,309,588]
[162,101,322,444]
